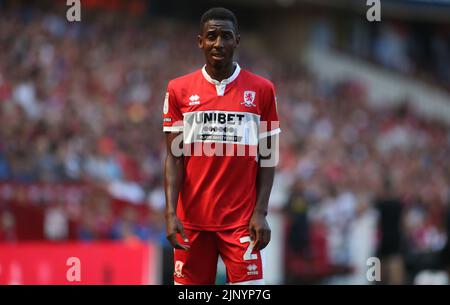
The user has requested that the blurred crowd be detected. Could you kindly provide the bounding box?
[311,17,450,91]
[0,5,449,284]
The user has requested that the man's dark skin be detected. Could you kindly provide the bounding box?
[164,19,275,252]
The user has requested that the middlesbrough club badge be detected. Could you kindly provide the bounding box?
[174,260,185,278]
[241,91,256,107]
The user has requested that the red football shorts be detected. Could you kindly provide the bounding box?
[173,225,265,285]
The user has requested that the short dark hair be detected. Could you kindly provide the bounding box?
[200,7,239,34]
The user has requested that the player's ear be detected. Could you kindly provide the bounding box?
[235,34,240,47]
[197,34,203,49]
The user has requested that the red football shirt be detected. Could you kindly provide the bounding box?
[163,63,280,230]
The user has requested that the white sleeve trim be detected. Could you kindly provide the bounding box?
[259,128,281,139]
[163,126,183,132]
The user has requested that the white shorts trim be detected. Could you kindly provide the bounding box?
[174,281,184,285]
[228,279,265,285]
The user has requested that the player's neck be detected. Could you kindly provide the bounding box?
[205,62,236,82]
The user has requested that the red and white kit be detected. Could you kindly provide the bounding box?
[163,63,280,284]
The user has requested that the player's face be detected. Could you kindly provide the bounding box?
[198,19,240,68]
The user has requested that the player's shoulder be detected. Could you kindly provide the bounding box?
[239,69,275,91]
[167,69,202,89]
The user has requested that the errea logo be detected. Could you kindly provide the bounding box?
[189,94,200,106]
[247,264,258,276]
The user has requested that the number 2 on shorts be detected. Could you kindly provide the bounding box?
[239,236,258,260]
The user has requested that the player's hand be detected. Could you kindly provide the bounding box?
[166,213,190,251]
[249,211,271,251]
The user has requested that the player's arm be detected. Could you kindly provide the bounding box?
[250,82,280,251]
[164,132,190,250]
[250,135,277,251]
